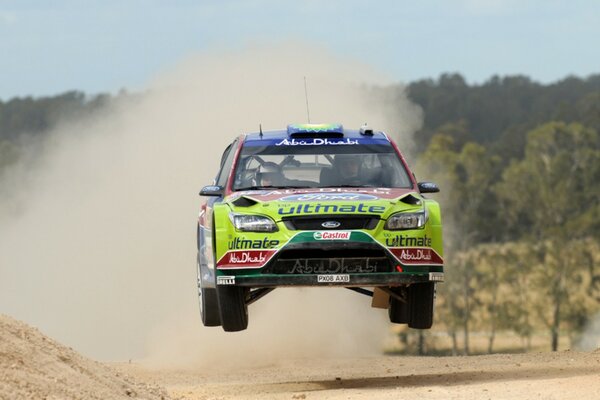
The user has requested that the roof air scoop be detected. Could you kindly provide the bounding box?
[287,123,344,138]
[360,123,374,136]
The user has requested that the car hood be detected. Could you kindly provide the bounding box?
[225,187,424,219]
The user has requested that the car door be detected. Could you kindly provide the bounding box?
[198,139,239,283]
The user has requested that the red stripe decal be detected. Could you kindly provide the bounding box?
[217,250,277,269]
[389,247,443,265]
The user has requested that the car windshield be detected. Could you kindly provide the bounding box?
[233,143,413,190]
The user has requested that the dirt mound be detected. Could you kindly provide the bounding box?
[0,314,169,400]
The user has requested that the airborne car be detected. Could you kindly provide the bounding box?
[197,123,443,332]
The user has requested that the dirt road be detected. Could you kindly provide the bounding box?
[3,314,600,399]
[117,350,600,400]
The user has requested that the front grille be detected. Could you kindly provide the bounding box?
[282,214,380,230]
[270,257,392,274]
[262,243,394,274]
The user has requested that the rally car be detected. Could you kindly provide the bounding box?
[197,123,443,332]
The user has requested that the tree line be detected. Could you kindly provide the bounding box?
[400,74,600,354]
[0,91,111,171]
[1,74,599,353]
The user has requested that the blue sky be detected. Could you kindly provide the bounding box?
[1,0,599,99]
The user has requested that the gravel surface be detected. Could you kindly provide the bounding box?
[118,350,600,399]
[3,313,600,400]
[0,314,169,400]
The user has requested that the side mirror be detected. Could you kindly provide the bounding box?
[199,185,224,196]
[418,182,440,194]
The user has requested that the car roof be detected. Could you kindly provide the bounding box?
[242,123,392,146]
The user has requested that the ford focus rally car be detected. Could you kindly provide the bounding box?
[197,123,443,332]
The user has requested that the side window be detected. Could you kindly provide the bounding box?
[216,140,238,187]
[219,144,233,168]
[378,154,411,188]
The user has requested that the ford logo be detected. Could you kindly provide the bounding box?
[321,221,341,229]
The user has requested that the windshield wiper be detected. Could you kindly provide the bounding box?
[235,185,272,191]
[334,184,377,188]
[235,185,312,191]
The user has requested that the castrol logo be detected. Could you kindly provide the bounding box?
[313,231,351,240]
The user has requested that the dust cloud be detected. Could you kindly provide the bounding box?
[0,43,422,365]
[577,313,600,351]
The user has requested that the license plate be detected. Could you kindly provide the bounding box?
[317,274,350,283]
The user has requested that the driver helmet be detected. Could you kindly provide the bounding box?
[255,162,284,186]
[334,154,361,179]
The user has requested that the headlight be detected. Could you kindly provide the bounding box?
[385,212,427,230]
[229,213,278,232]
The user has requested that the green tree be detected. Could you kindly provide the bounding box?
[496,122,600,350]
[417,134,500,354]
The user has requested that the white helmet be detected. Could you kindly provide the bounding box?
[255,162,284,186]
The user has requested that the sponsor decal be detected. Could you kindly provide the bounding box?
[275,138,359,146]
[385,235,432,247]
[400,249,431,261]
[389,247,443,265]
[217,250,276,268]
[228,237,280,250]
[217,276,236,285]
[229,251,267,264]
[429,272,444,282]
[278,203,385,215]
[313,231,351,240]
[283,257,388,274]
[280,193,378,202]
[201,185,222,193]
[243,137,391,148]
[317,274,350,283]
[230,187,397,200]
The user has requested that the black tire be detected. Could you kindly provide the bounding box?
[408,282,435,329]
[217,285,248,332]
[199,286,221,327]
[388,287,409,324]
[197,257,221,327]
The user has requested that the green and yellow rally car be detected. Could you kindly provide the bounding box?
[197,123,443,332]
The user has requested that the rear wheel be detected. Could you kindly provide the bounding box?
[199,286,221,326]
[217,285,248,332]
[388,287,409,324]
[408,282,435,329]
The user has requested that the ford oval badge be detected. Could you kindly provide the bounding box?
[321,221,341,229]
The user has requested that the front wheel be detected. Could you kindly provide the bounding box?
[408,282,435,329]
[197,259,221,326]
[217,285,248,332]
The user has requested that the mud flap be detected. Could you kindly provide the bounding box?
[371,287,390,309]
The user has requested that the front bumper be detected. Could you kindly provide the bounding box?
[215,230,444,288]
[216,271,444,287]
